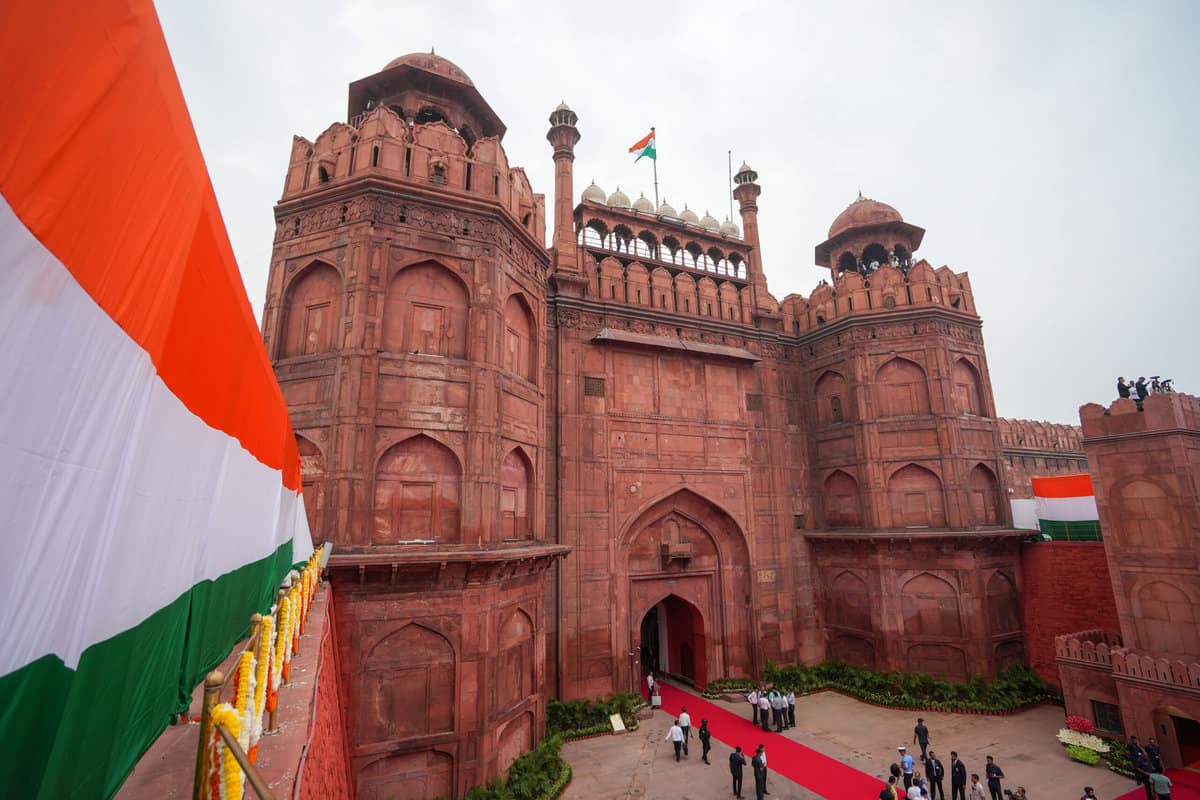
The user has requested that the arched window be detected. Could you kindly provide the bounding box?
[814,370,849,425]
[887,464,946,527]
[876,358,931,417]
[837,251,858,273]
[503,294,536,382]
[952,358,986,416]
[823,470,862,528]
[968,464,1002,526]
[279,262,342,358]
[862,243,888,269]
[382,262,469,357]
[374,435,461,544]
[500,448,533,540]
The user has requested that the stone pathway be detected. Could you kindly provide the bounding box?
[562,690,1142,799]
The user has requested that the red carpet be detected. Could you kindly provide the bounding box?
[655,682,884,799]
[1112,769,1200,800]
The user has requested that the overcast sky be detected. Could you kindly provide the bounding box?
[159,0,1198,425]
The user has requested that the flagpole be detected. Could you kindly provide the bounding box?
[651,127,659,209]
[727,150,733,221]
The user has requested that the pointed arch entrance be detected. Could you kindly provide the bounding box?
[639,594,707,685]
[620,489,753,689]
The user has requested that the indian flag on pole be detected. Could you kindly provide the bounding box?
[629,128,656,162]
[1032,474,1102,541]
[0,1,312,797]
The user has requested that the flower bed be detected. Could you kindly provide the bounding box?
[1056,728,1110,753]
[547,692,645,740]
[449,735,571,800]
[1067,744,1102,765]
[1100,739,1137,778]
[760,661,1060,713]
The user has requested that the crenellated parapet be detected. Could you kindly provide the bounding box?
[779,259,977,337]
[1079,391,1200,439]
[998,418,1084,451]
[1055,630,1122,667]
[282,103,545,243]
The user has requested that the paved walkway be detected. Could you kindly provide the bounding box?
[562,686,1143,799]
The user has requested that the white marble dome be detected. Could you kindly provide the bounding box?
[700,210,721,231]
[656,199,678,218]
[720,217,741,237]
[607,187,631,209]
[633,193,653,213]
[581,181,606,204]
[680,205,700,224]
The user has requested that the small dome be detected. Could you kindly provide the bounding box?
[720,217,741,237]
[828,193,903,239]
[607,187,631,209]
[680,205,700,224]
[657,199,679,218]
[632,193,653,213]
[733,161,758,185]
[383,52,474,86]
[581,181,607,204]
[555,100,572,112]
[700,210,721,231]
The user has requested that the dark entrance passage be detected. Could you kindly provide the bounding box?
[1173,714,1200,769]
[638,595,706,686]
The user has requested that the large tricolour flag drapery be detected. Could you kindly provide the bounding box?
[1032,473,1102,541]
[0,1,313,797]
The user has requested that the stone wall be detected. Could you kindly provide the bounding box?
[1021,543,1119,685]
[297,591,353,800]
[997,417,1087,499]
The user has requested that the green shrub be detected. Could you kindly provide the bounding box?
[1067,744,1101,765]
[760,661,1057,713]
[459,735,569,800]
[1103,740,1137,778]
[546,692,643,738]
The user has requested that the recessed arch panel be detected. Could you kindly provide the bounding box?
[374,435,461,544]
[280,261,342,357]
[887,464,946,528]
[382,261,469,357]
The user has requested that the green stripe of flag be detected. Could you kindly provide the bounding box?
[1037,519,1103,542]
[635,145,656,162]
[0,539,293,799]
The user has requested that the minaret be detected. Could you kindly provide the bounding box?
[547,102,586,294]
[732,162,779,326]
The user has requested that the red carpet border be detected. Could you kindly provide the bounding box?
[655,683,885,799]
[1113,769,1200,800]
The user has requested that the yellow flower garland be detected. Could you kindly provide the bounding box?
[209,703,244,800]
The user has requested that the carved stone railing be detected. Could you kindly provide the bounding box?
[1055,630,1123,667]
[1111,647,1200,693]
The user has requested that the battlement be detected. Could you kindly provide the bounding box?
[998,418,1084,452]
[778,260,976,336]
[281,106,545,242]
[1079,392,1200,438]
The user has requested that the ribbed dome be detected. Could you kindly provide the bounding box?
[656,200,678,218]
[383,52,474,86]
[720,217,741,237]
[680,205,700,224]
[700,210,721,231]
[581,181,607,204]
[607,187,631,209]
[828,194,903,239]
[632,193,653,212]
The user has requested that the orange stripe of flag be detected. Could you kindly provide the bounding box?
[1031,473,1094,499]
[0,0,299,490]
[628,129,654,152]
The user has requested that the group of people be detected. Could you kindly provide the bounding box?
[1116,376,1175,409]
[1128,735,1173,799]
[878,718,1012,800]
[746,686,797,732]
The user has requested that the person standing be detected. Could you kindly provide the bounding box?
[760,744,770,795]
[748,688,759,726]
[646,672,655,699]
[786,690,796,728]
[969,773,985,800]
[665,719,684,762]
[1135,377,1149,409]
[949,750,967,800]
[729,745,746,799]
[984,756,1004,800]
[913,717,931,761]
[678,706,692,756]
[698,719,712,764]
[900,746,915,789]
[1146,770,1172,799]
[1130,737,1153,800]
[758,693,770,732]
[1147,737,1164,773]
[769,689,784,732]
[751,745,767,800]
[925,750,945,800]
[1118,377,1131,398]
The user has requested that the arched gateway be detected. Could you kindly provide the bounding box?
[620,489,754,689]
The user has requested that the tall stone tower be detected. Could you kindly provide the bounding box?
[261,53,567,798]
[782,196,1027,680]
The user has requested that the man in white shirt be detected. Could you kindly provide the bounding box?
[748,689,759,725]
[678,706,692,755]
[785,691,796,728]
[760,744,770,796]
[665,720,684,761]
[757,693,770,732]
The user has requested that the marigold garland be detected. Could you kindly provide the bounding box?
[250,615,272,756]
[235,650,254,753]
[208,703,244,800]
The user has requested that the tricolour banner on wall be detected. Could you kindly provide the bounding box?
[1032,473,1102,541]
[0,1,313,796]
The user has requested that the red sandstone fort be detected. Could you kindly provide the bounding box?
[253,53,1200,797]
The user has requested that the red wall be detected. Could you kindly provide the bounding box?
[298,592,353,800]
[1021,542,1119,686]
